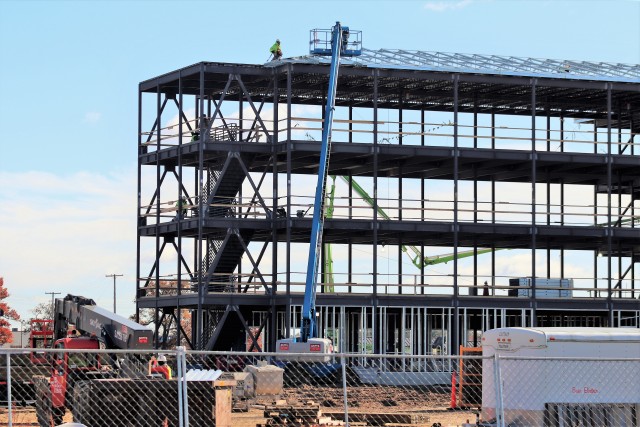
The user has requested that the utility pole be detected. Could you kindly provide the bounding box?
[105,274,123,313]
[45,291,60,319]
[20,320,28,347]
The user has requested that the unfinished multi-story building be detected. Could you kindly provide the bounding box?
[136,48,640,356]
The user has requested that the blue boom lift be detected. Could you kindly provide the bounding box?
[276,22,362,359]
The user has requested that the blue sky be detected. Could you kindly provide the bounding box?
[0,0,638,327]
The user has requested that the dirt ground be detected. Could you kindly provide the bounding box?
[233,385,480,426]
[283,384,453,409]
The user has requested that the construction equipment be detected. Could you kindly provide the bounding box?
[51,294,152,349]
[322,176,337,292]
[276,22,361,358]
[320,175,497,293]
[0,320,55,405]
[340,176,495,268]
[29,319,54,364]
[36,294,153,425]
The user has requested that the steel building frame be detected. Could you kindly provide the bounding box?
[137,52,640,353]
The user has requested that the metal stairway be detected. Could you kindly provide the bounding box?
[203,229,255,292]
[201,153,257,293]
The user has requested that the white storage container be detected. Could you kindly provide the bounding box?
[482,327,640,426]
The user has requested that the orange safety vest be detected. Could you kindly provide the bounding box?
[151,364,172,379]
[148,357,173,379]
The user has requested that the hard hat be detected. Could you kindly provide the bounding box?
[157,354,167,363]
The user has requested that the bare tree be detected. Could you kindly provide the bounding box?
[31,301,54,321]
[131,280,192,349]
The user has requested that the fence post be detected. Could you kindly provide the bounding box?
[176,347,185,427]
[341,353,349,426]
[493,354,504,427]
[7,352,12,427]
[179,347,190,427]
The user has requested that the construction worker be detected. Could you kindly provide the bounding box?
[149,354,172,379]
[483,281,490,296]
[175,196,187,218]
[341,28,349,52]
[269,39,282,61]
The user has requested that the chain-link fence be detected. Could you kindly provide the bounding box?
[1,348,638,426]
[484,356,640,427]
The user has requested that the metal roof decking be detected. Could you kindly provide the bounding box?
[282,48,640,83]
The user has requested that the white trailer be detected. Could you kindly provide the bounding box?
[481,327,640,426]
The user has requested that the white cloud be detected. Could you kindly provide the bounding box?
[84,111,102,123]
[0,169,138,323]
[424,0,474,12]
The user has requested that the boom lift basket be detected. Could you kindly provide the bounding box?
[310,26,362,57]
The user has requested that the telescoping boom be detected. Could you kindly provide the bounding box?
[301,22,362,344]
[277,22,361,356]
[53,294,153,350]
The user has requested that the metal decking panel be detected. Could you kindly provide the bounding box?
[286,48,640,83]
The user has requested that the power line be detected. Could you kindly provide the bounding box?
[105,274,123,313]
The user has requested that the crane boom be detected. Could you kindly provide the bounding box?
[323,176,337,292]
[337,176,496,268]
